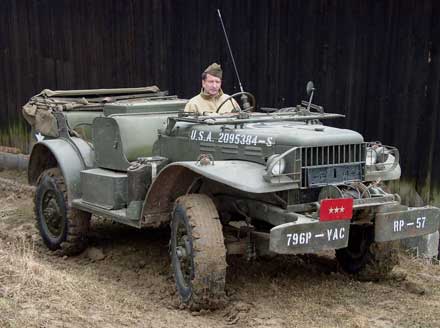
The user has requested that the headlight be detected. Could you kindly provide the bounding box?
[375,153,393,170]
[366,149,377,165]
[267,155,286,175]
[272,158,286,175]
[367,146,387,166]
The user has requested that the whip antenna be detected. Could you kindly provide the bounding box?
[217,9,244,93]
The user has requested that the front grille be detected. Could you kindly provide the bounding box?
[301,144,365,167]
[300,144,366,187]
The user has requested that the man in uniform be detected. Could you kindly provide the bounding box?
[184,63,240,115]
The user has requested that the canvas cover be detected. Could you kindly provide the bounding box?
[22,86,160,137]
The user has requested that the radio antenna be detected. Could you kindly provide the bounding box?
[217,9,244,93]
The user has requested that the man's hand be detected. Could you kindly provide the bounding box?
[202,111,217,116]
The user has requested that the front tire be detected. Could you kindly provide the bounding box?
[34,168,90,255]
[336,224,399,280]
[171,194,227,309]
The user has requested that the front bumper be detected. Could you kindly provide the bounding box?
[374,205,440,242]
[269,216,350,254]
[269,205,440,255]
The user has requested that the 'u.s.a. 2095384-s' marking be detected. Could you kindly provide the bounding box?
[190,130,274,146]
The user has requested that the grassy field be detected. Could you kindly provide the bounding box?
[1,169,440,328]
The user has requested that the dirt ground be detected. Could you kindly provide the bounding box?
[0,169,439,328]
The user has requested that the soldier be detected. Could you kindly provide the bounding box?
[184,63,239,115]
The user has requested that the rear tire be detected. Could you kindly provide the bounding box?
[170,194,227,309]
[336,224,399,280]
[34,168,90,255]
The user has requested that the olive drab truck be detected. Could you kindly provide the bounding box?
[23,85,440,309]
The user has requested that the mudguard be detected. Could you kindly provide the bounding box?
[165,161,298,193]
[28,137,94,205]
[140,160,298,227]
[161,160,299,194]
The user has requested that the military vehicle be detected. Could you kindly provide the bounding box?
[23,85,440,309]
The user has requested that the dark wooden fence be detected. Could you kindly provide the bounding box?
[1,0,439,203]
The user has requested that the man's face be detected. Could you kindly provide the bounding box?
[202,74,222,96]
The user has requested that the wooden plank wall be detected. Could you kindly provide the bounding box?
[0,0,439,202]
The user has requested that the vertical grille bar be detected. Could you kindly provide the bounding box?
[300,144,365,167]
[332,145,335,164]
[299,143,365,188]
[315,147,318,166]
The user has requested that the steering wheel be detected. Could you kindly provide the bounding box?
[215,91,256,113]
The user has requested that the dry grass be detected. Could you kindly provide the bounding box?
[1,171,440,328]
[1,225,440,328]
[0,232,220,328]
[0,237,84,327]
[0,235,138,328]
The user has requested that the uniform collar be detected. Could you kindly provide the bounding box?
[200,88,224,100]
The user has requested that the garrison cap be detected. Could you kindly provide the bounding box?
[203,62,223,79]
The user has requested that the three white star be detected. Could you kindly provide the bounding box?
[328,206,345,214]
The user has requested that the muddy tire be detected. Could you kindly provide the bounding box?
[34,168,90,255]
[336,224,399,280]
[171,194,227,309]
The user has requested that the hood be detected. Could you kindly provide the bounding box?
[236,121,364,146]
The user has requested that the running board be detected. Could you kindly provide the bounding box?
[72,199,141,228]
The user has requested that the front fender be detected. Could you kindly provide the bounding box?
[28,137,94,205]
[140,160,298,227]
[168,160,298,193]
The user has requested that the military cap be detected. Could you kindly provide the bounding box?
[203,62,223,79]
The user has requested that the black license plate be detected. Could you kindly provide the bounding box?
[307,164,362,186]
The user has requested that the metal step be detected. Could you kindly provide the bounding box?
[72,199,140,228]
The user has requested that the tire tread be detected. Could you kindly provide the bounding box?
[173,194,227,309]
[34,168,90,255]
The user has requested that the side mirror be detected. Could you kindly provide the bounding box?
[306,81,315,96]
[305,81,316,111]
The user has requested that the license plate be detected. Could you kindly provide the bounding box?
[307,164,362,187]
[270,219,350,254]
[375,206,440,242]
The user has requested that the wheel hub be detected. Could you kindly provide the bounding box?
[175,223,194,286]
[42,191,63,237]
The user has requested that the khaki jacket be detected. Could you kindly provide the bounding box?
[184,89,239,115]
